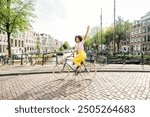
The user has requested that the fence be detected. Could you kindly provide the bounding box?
[0,52,61,66]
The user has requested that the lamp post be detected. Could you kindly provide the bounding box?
[113,0,116,54]
[100,8,103,55]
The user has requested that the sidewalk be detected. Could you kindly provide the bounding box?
[0,64,150,76]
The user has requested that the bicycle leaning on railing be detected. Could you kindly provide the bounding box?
[53,57,97,79]
[86,51,107,66]
[0,55,13,66]
[0,56,5,66]
[22,54,36,66]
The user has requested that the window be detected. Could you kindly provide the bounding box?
[15,40,17,47]
[148,35,150,42]
[0,45,2,53]
[144,36,147,42]
[148,27,150,32]
[143,27,146,33]
[19,40,20,47]
[22,41,24,47]
[138,38,141,42]
[3,45,5,53]
[11,39,13,44]
[138,45,141,51]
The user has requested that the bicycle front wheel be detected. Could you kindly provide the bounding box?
[0,58,4,66]
[80,61,97,79]
[53,63,70,79]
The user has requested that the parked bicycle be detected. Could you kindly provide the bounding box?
[95,54,107,66]
[0,56,4,66]
[87,51,107,66]
[2,55,13,65]
[53,57,97,79]
[23,54,36,66]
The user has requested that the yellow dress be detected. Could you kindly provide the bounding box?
[72,41,86,66]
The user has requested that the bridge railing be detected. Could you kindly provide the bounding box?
[0,52,63,66]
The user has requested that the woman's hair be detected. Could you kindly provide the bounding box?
[75,35,83,42]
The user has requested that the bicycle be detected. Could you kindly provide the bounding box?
[0,56,5,66]
[23,54,36,66]
[4,55,13,65]
[87,51,106,66]
[96,54,107,66]
[53,57,97,79]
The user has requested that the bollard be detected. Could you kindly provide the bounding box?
[141,51,144,65]
[56,52,58,64]
[21,53,23,65]
[12,54,14,65]
[30,53,33,65]
[4,55,6,65]
[42,53,44,66]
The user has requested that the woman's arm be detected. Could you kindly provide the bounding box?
[83,26,90,40]
[67,49,76,58]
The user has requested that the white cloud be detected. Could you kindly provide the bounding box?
[32,0,150,46]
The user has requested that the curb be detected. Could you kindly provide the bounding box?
[0,70,150,76]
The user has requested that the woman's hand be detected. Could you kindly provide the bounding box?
[83,25,90,40]
[67,55,72,58]
[87,26,90,31]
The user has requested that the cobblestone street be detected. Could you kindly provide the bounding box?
[0,72,150,100]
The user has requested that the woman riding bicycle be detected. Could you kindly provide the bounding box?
[67,26,90,72]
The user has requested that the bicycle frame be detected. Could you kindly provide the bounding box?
[59,58,88,73]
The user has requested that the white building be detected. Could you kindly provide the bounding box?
[0,27,63,55]
[0,31,7,55]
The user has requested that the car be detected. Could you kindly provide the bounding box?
[57,52,64,56]
[13,53,25,59]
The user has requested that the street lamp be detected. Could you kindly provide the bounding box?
[113,0,116,54]
[100,8,103,55]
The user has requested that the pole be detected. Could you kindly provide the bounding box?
[100,8,103,55]
[113,0,116,54]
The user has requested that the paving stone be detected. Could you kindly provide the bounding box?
[0,72,150,100]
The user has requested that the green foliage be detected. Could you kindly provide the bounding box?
[35,41,41,51]
[104,26,114,45]
[0,0,36,56]
[115,17,132,50]
[85,17,132,52]
[58,46,64,52]
[0,0,36,33]
[63,41,70,50]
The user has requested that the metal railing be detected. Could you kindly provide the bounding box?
[0,52,61,66]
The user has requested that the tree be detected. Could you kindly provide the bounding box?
[0,0,36,56]
[63,41,70,50]
[84,37,93,50]
[115,17,132,51]
[104,26,114,47]
[35,41,41,51]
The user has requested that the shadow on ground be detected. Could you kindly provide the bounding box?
[13,78,92,100]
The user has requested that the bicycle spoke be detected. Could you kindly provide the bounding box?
[53,64,70,79]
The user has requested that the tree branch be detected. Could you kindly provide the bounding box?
[10,1,31,33]
[0,26,6,32]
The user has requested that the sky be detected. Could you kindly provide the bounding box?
[32,0,150,46]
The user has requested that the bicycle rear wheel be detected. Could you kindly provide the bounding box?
[7,57,12,66]
[96,55,106,66]
[53,63,70,79]
[79,61,97,79]
[30,57,36,66]
[0,58,4,66]
[23,58,28,65]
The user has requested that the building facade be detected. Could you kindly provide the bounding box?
[141,11,150,52]
[0,28,63,55]
[129,12,150,54]
[0,31,7,55]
